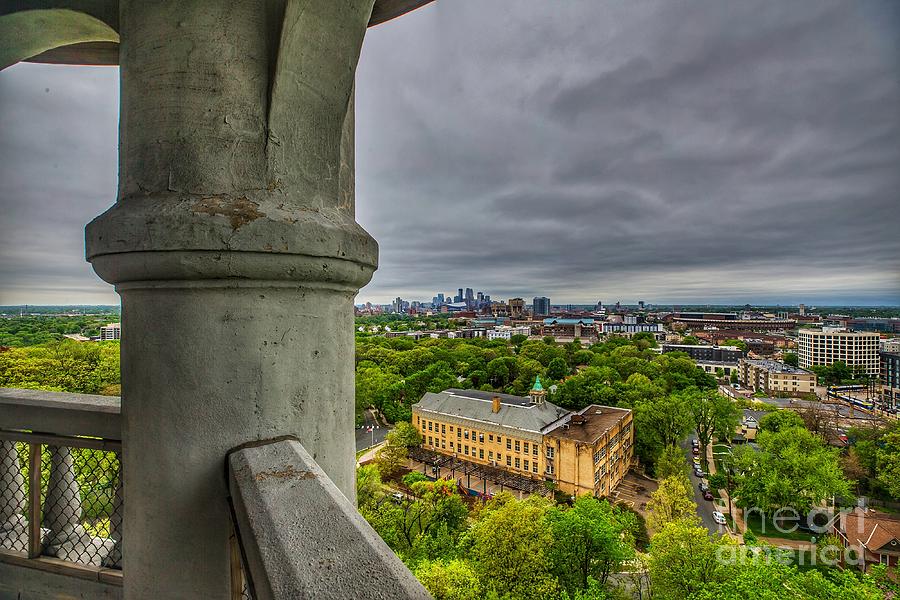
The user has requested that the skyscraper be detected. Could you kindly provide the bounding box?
[533,296,550,317]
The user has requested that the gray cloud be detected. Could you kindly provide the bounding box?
[1,1,898,306]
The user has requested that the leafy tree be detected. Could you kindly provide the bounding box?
[758,409,805,433]
[688,390,739,458]
[634,393,692,454]
[468,495,558,599]
[375,437,408,479]
[681,336,700,345]
[655,444,689,480]
[356,464,382,506]
[547,357,569,380]
[646,476,697,533]
[782,352,799,367]
[390,421,423,448]
[730,426,850,515]
[414,559,483,600]
[547,496,636,591]
[875,428,900,499]
[648,518,733,599]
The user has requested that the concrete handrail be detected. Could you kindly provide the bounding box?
[227,437,431,600]
[0,388,121,441]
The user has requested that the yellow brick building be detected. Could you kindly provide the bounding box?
[411,378,633,497]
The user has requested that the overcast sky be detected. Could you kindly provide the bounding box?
[1,1,898,307]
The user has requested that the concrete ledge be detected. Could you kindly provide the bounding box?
[0,388,121,440]
[228,438,431,600]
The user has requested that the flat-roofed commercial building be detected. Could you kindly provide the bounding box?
[662,344,744,362]
[739,359,816,396]
[798,328,880,376]
[99,322,121,341]
[411,379,633,497]
[881,352,899,410]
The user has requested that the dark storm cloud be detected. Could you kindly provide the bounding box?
[1,1,899,305]
[0,64,119,304]
[355,0,900,304]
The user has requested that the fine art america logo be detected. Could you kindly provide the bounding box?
[714,506,876,568]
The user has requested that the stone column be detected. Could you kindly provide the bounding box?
[86,1,377,597]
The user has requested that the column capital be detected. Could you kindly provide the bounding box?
[86,193,377,289]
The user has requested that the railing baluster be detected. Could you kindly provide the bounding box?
[0,439,28,552]
[44,445,87,561]
[27,442,41,558]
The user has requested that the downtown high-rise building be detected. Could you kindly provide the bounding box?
[533,296,550,317]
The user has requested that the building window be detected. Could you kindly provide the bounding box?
[546,447,555,459]
[533,445,538,456]
[428,422,432,431]
[428,436,432,445]
[532,463,538,473]
[523,442,529,453]
[497,436,502,444]
[464,431,469,440]
[450,441,454,449]
[507,439,512,450]
[479,433,484,443]
[506,456,511,466]
[464,445,469,455]
[515,441,520,452]
[546,464,554,475]
[489,434,494,442]
[593,451,600,464]
[449,426,453,432]
[515,458,520,469]
[524,460,529,472]
[594,471,600,484]
[442,441,446,449]
[457,429,461,438]
[497,453,502,461]
[416,416,420,426]
[489,451,494,460]
[479,449,484,459]
[441,424,446,434]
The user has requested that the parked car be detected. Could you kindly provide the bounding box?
[699,482,710,492]
[694,469,706,478]
[703,490,714,501]
[692,447,700,455]
[691,438,699,446]
[713,511,727,525]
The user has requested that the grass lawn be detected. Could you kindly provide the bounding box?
[745,512,817,542]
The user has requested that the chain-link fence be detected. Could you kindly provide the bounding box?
[0,433,122,570]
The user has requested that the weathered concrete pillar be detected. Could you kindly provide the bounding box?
[86,1,377,597]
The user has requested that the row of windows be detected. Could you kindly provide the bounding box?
[418,417,539,455]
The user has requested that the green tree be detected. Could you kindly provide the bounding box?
[646,476,697,533]
[782,352,799,367]
[547,356,569,380]
[468,496,557,599]
[655,444,689,480]
[648,518,733,599]
[758,409,805,433]
[876,429,900,499]
[414,559,483,600]
[547,496,636,591]
[356,464,382,506]
[688,391,739,458]
[731,426,850,515]
[723,339,748,353]
[390,421,423,448]
[375,437,408,479]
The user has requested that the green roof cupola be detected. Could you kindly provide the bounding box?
[530,375,546,405]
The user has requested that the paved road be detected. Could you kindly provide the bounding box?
[679,435,723,535]
[355,408,391,452]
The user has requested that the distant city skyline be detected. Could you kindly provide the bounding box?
[2,1,899,306]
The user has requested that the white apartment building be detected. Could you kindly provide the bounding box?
[99,322,121,341]
[486,326,532,340]
[798,328,880,376]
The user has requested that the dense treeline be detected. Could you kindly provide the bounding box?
[356,332,718,470]
[0,340,121,395]
[0,316,116,347]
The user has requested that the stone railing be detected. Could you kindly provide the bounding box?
[0,388,123,598]
[1,389,429,599]
[228,437,430,600]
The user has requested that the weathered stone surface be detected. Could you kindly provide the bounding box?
[229,439,431,600]
[0,388,121,440]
